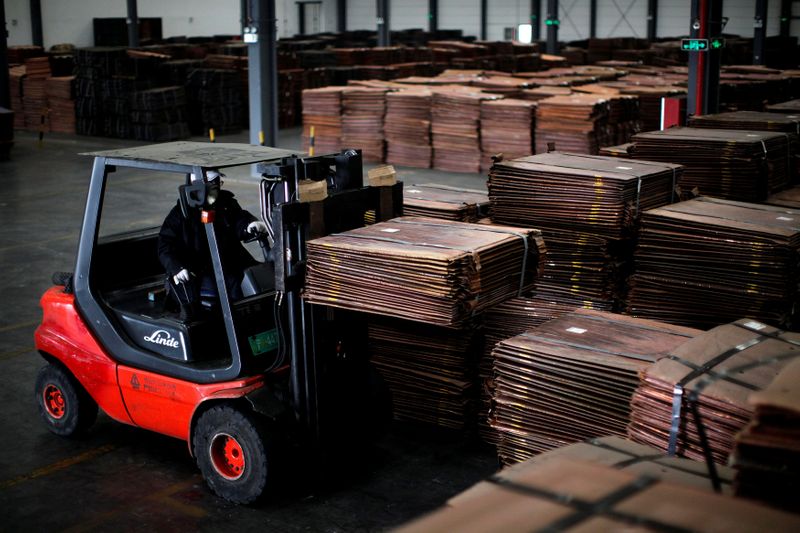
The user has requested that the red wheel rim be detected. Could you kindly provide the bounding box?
[43,384,66,419]
[209,432,245,481]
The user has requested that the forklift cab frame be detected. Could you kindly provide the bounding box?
[76,142,299,384]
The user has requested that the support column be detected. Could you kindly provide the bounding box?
[338,0,346,32]
[248,0,278,148]
[480,0,487,40]
[589,0,597,39]
[241,0,249,34]
[647,0,658,41]
[0,0,9,109]
[429,0,438,32]
[531,0,541,41]
[780,0,791,38]
[30,0,43,48]
[377,0,389,46]
[687,0,722,119]
[546,0,558,54]
[298,2,306,35]
[753,0,768,65]
[126,0,139,47]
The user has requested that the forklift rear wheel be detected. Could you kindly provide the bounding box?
[35,363,98,437]
[194,405,272,504]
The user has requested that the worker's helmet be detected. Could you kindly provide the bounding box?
[189,169,224,206]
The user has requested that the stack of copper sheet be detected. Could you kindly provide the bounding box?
[478,293,580,443]
[368,319,481,430]
[304,217,545,327]
[456,436,736,499]
[627,197,800,329]
[628,319,800,466]
[616,85,686,132]
[22,57,51,132]
[488,152,682,240]
[342,87,388,162]
[402,183,489,222]
[574,84,642,145]
[535,94,611,154]
[432,88,498,173]
[767,99,800,114]
[302,87,345,154]
[480,99,536,171]
[489,152,682,310]
[733,358,800,512]
[395,458,800,533]
[9,65,26,129]
[384,89,432,168]
[766,186,800,208]
[599,143,634,157]
[631,127,792,200]
[44,76,76,134]
[518,86,572,102]
[491,309,698,463]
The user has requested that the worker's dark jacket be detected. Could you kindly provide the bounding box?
[158,190,257,279]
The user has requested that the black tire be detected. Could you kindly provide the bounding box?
[35,363,98,438]
[193,405,273,505]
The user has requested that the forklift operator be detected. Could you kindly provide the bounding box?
[158,170,267,321]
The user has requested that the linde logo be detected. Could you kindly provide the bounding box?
[143,329,180,349]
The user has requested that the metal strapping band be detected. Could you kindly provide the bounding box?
[486,475,688,533]
[666,335,770,456]
[519,332,657,363]
[392,219,533,296]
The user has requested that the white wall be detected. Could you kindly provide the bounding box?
[4,0,799,49]
[440,0,480,39]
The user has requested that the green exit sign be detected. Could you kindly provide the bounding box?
[545,18,560,26]
[681,39,709,51]
[710,38,725,49]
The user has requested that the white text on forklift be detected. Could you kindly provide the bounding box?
[144,330,180,349]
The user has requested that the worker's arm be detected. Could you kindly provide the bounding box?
[157,205,190,277]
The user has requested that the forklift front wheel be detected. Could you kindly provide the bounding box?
[193,405,272,504]
[34,363,98,438]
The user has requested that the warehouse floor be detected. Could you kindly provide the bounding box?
[0,129,495,531]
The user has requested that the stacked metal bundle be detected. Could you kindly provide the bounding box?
[75,47,132,137]
[432,89,498,172]
[302,87,345,154]
[185,68,243,135]
[489,152,682,310]
[627,197,800,329]
[9,65,26,129]
[480,99,536,171]
[628,319,800,466]
[767,99,800,114]
[454,436,736,502]
[368,319,481,430]
[304,217,545,327]
[767,186,800,208]
[385,89,432,168]
[491,310,698,464]
[616,86,686,132]
[535,94,611,154]
[733,359,800,511]
[402,183,489,222]
[45,76,76,134]
[396,458,800,533]
[631,127,792,201]
[478,293,580,443]
[22,56,51,132]
[573,84,641,145]
[342,87,388,162]
[129,86,190,142]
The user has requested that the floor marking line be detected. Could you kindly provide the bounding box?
[0,320,40,333]
[0,444,117,490]
[0,346,34,362]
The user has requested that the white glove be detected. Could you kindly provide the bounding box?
[247,221,268,235]
[173,269,191,284]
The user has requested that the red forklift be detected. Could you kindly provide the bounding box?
[34,142,400,503]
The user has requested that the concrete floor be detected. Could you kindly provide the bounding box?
[0,129,495,531]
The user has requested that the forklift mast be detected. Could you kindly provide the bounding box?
[258,150,402,444]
